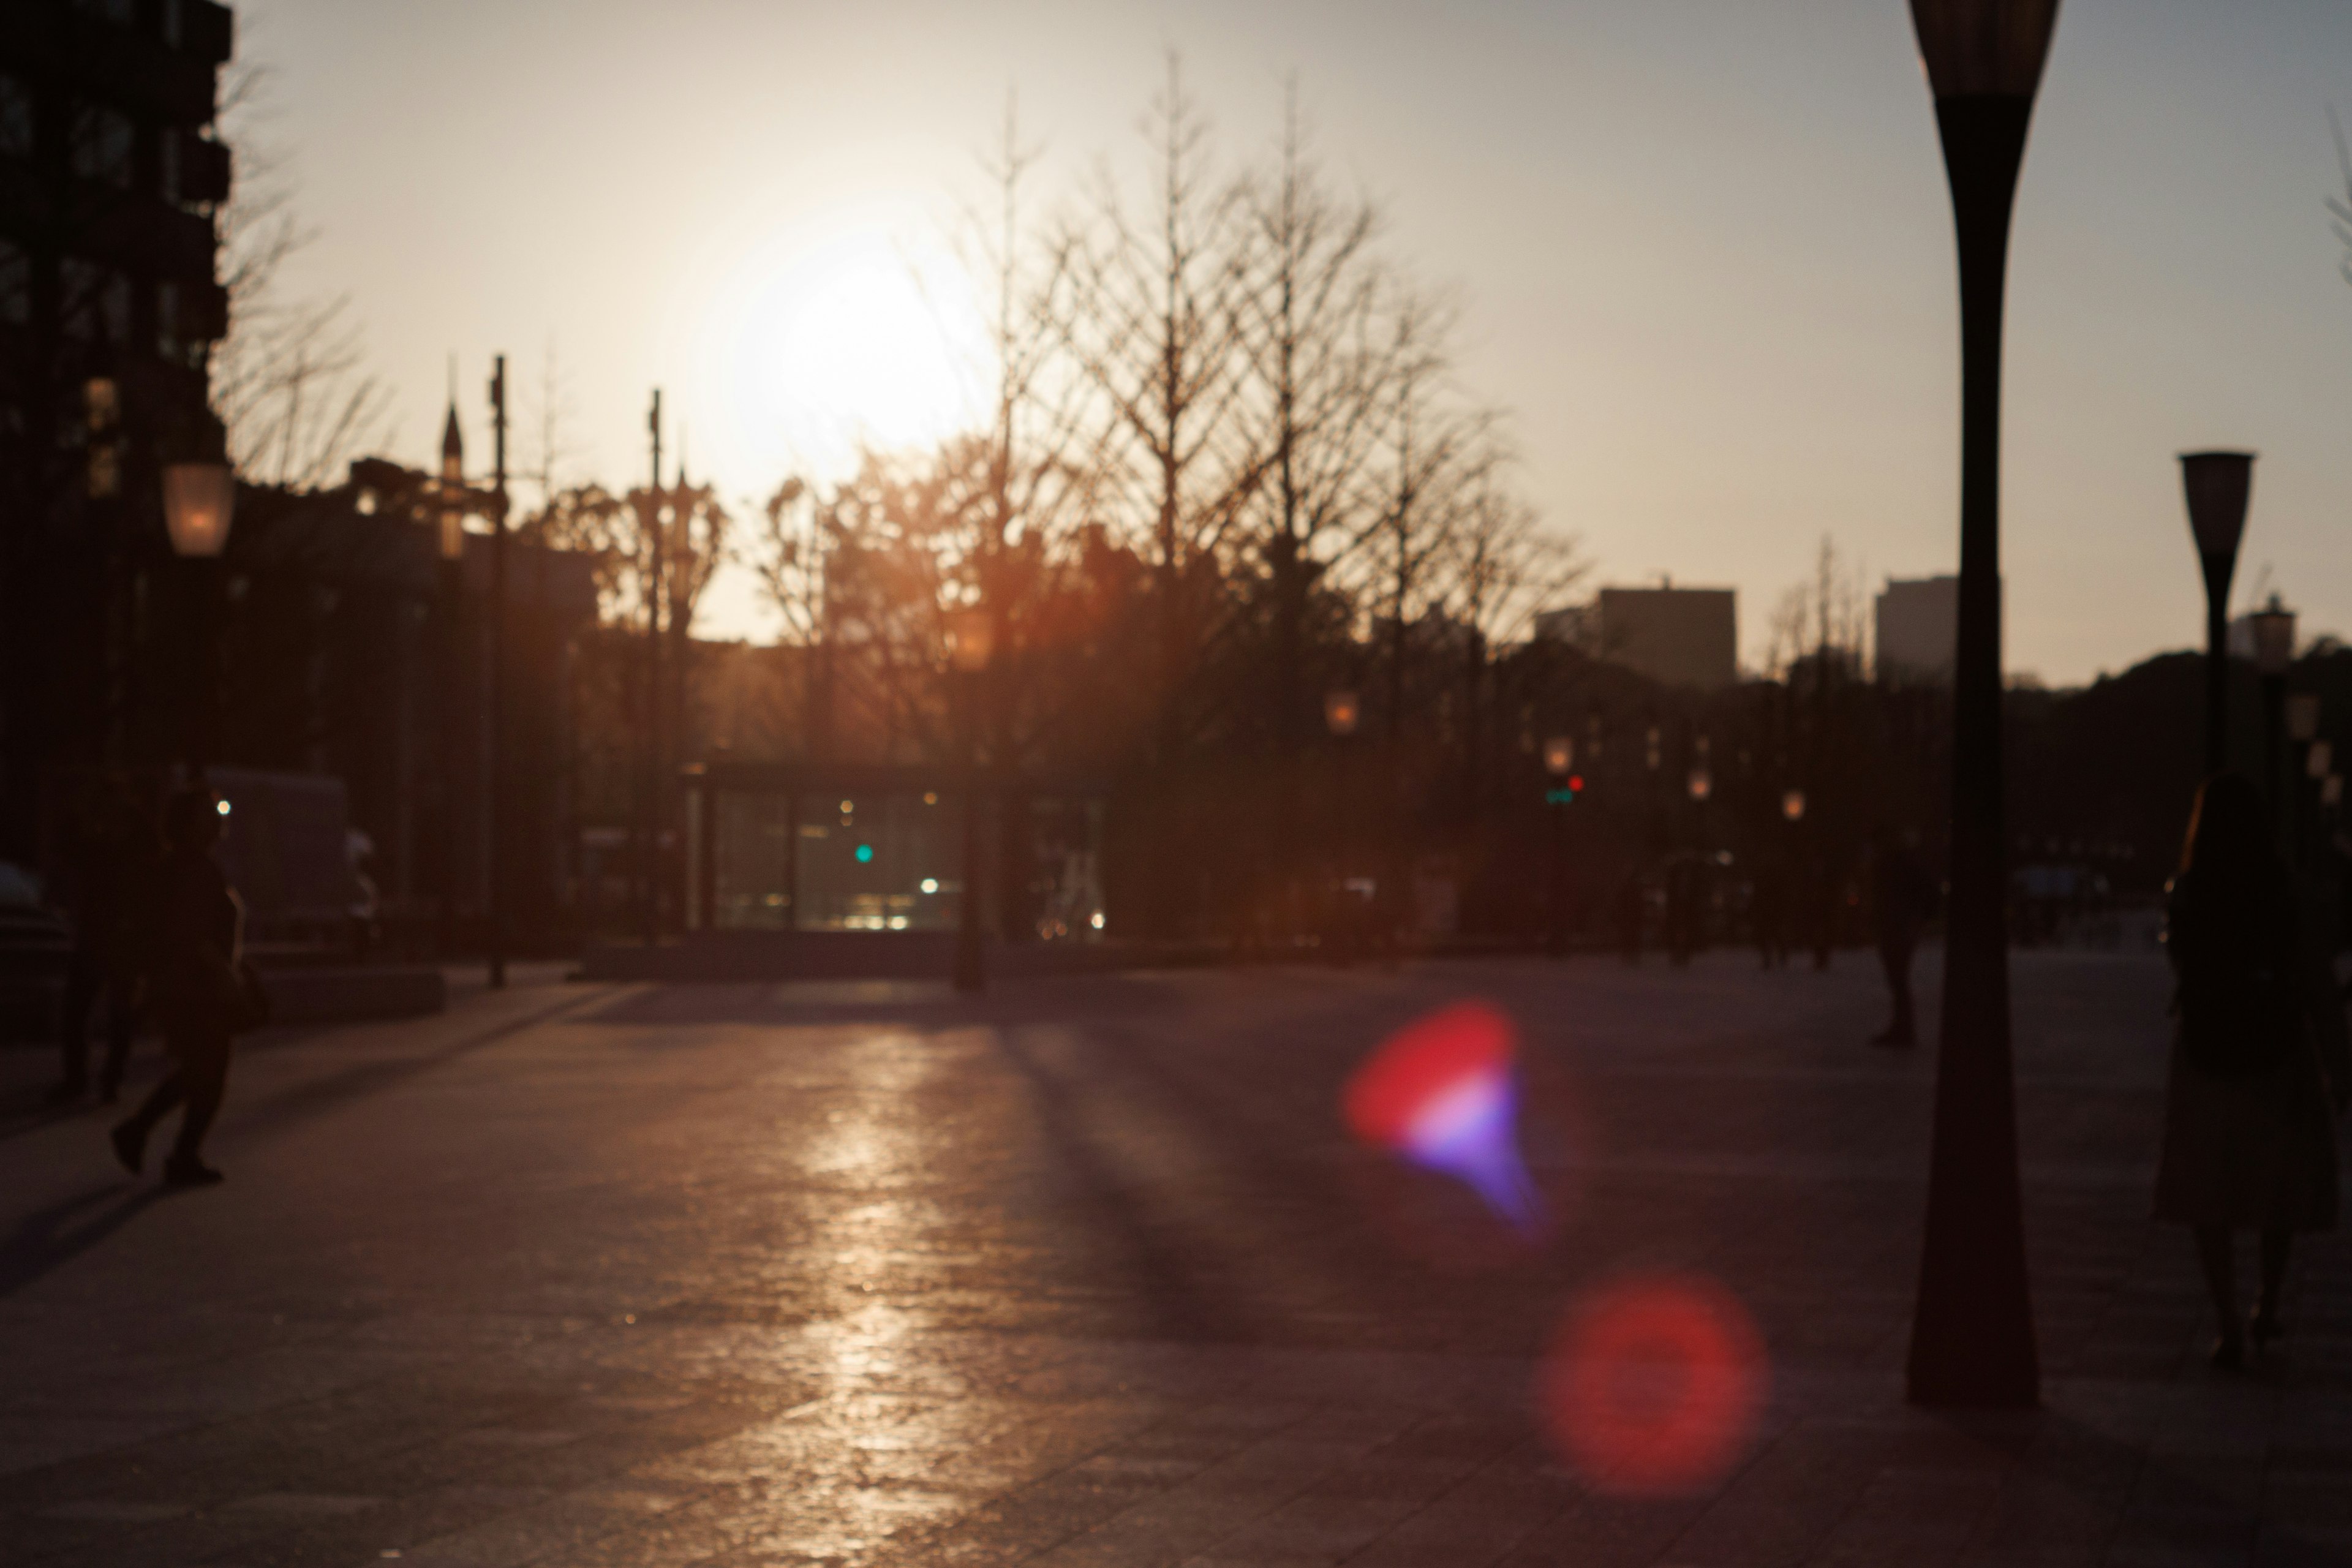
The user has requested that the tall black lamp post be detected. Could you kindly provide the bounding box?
[2288,695,2323,867]
[948,606,993,993]
[163,461,236,771]
[435,402,467,960]
[1906,0,2059,1411]
[2180,451,2253,776]
[1543,734,1574,956]
[2250,595,2296,822]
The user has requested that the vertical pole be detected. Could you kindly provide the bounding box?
[438,554,462,959]
[1909,96,2039,1410]
[2265,677,2286,841]
[697,773,718,932]
[2201,577,2230,777]
[487,355,508,989]
[1546,797,1567,957]
[641,392,663,948]
[954,673,986,992]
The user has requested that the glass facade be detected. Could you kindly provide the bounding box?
[696,772,1104,940]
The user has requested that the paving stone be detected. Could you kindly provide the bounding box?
[2,955,2348,1566]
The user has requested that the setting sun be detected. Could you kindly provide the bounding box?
[690,216,989,484]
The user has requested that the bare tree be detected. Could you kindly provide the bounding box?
[209,61,391,489]
[1238,80,1392,782]
[1055,53,1267,771]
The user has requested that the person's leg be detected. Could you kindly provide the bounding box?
[112,1065,186,1174]
[2255,1229,2292,1340]
[2194,1225,2243,1366]
[165,1029,232,1177]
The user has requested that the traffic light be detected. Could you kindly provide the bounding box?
[1545,774,1584,807]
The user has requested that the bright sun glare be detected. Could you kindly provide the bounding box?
[692,217,989,488]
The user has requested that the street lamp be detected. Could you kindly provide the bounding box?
[948,605,993,993]
[434,401,472,960]
[2180,451,2253,777]
[1907,0,2059,1412]
[1687,767,1711,804]
[162,462,233,558]
[1324,688,1361,739]
[1544,735,1574,957]
[164,461,235,771]
[1782,789,1806,823]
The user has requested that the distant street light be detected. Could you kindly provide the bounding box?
[1544,735,1574,957]
[164,461,236,771]
[948,605,993,993]
[1687,768,1711,803]
[2180,451,2253,776]
[1906,0,2060,1413]
[162,462,234,559]
[1324,688,1361,739]
[1781,790,1806,823]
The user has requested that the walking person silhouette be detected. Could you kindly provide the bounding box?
[110,786,256,1188]
[50,774,162,1104]
[2156,773,2348,1370]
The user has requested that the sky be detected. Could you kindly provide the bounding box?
[241,0,2352,685]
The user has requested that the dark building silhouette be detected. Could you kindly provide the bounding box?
[1,0,235,861]
[228,459,600,951]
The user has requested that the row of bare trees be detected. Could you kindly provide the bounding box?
[494,61,1579,938]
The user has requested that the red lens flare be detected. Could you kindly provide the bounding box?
[1343,1001,1544,1235]
[1541,1274,1768,1497]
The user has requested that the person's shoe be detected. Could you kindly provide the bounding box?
[110,1119,147,1175]
[46,1079,87,1107]
[2250,1305,2285,1351]
[162,1156,224,1188]
[2210,1333,2247,1372]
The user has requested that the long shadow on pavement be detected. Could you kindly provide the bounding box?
[0,1181,175,1301]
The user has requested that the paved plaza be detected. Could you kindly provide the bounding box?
[1,950,2348,1567]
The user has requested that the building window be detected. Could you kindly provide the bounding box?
[0,241,28,325]
[69,102,137,187]
[0,76,31,160]
[61,258,130,343]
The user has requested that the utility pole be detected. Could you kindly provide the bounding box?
[642,391,663,947]
[486,355,510,989]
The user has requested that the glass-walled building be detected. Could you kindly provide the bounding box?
[685,761,1104,941]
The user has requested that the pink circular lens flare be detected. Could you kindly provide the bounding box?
[1542,1274,1767,1496]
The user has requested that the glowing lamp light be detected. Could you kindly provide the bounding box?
[163,462,235,558]
[1343,1001,1543,1237]
[946,606,993,673]
[1687,768,1711,803]
[1325,688,1362,738]
[1781,790,1806,823]
[1541,1273,1768,1497]
[1543,736,1574,777]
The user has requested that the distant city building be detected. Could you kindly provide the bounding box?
[1595,584,1737,690]
[1874,575,1959,686]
